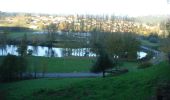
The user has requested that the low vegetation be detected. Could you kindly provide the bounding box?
[138,61,153,69]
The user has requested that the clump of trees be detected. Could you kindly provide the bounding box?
[0,54,27,82]
[90,29,140,77]
[106,32,140,60]
[90,30,140,60]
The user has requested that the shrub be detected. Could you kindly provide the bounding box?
[138,62,153,69]
[90,46,116,77]
[91,53,114,73]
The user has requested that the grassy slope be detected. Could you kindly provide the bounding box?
[120,61,139,72]
[0,62,170,100]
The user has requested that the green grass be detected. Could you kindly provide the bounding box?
[27,56,94,73]
[0,78,86,100]
[119,61,139,72]
[7,32,34,39]
[0,56,139,73]
[1,61,170,100]
[140,39,159,48]
[0,56,94,73]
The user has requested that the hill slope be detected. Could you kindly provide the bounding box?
[0,62,170,100]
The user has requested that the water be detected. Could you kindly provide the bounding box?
[0,45,147,59]
[137,51,147,59]
[0,45,96,57]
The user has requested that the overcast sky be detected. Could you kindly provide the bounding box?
[0,0,170,16]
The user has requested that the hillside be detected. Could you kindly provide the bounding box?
[0,62,170,100]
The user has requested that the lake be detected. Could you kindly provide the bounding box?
[0,45,147,59]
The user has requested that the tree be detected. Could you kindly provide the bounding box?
[46,23,57,41]
[166,19,170,38]
[0,30,9,55]
[0,54,27,82]
[90,29,108,54]
[160,19,170,63]
[90,31,140,60]
[91,44,115,77]
[17,34,28,57]
[106,32,140,60]
[45,23,57,57]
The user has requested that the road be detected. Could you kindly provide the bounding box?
[24,72,103,78]
[140,46,166,65]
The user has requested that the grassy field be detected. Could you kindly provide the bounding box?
[0,56,139,73]
[0,61,170,100]
[27,56,94,73]
[7,31,42,40]
[0,56,94,73]
[0,56,140,73]
[140,39,159,48]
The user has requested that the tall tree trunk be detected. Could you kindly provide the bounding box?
[168,52,170,64]
[19,72,22,80]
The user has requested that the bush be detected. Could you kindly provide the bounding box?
[138,62,153,69]
[91,51,115,73]
[90,46,116,78]
[0,54,27,82]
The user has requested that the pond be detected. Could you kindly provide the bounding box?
[0,45,147,59]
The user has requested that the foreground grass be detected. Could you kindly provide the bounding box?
[0,62,170,100]
[120,61,139,72]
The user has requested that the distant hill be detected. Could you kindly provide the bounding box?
[135,15,169,25]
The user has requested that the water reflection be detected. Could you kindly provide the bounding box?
[0,45,96,57]
[0,45,147,58]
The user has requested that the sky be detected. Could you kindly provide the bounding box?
[0,0,170,16]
